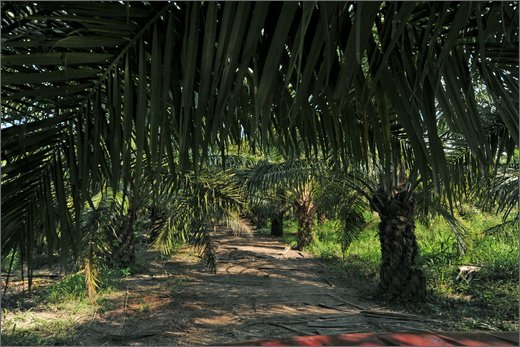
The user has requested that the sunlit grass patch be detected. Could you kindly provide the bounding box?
[0,265,136,346]
[1,312,79,346]
[291,207,518,331]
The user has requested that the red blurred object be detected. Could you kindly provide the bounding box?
[231,332,519,346]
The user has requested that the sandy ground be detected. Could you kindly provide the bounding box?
[70,227,442,345]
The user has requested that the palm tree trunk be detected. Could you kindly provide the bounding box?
[111,201,136,266]
[270,210,284,236]
[371,188,426,299]
[296,213,314,249]
[148,205,166,244]
[295,197,314,249]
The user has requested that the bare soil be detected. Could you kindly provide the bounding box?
[2,228,445,345]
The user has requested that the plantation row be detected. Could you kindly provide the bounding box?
[1,0,518,318]
[2,155,518,299]
[3,161,518,336]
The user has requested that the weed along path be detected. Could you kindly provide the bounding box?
[72,227,443,345]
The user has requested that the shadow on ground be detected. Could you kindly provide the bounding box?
[55,229,445,346]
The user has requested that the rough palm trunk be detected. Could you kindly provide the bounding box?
[270,210,284,236]
[111,201,136,266]
[296,212,314,248]
[295,191,314,249]
[271,189,288,237]
[371,187,426,299]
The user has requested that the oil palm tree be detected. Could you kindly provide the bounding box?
[269,188,289,237]
[239,159,323,249]
[149,167,247,271]
[2,1,517,299]
[314,175,368,253]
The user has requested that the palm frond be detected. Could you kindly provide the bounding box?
[151,168,246,261]
[79,185,124,298]
[225,212,254,237]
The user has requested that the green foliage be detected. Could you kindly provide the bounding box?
[244,203,271,229]
[417,221,460,267]
[45,266,125,304]
[79,185,125,299]
[343,223,382,276]
[308,221,343,260]
[282,220,298,248]
[225,212,254,236]
[1,315,78,346]
[314,177,369,252]
[46,273,87,303]
[295,206,518,331]
[151,168,247,263]
[1,250,20,273]
[416,210,518,286]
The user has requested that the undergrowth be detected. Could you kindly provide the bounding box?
[284,208,519,331]
[1,265,139,345]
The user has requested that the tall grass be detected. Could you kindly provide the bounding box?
[1,265,136,345]
[286,207,519,331]
[45,266,128,304]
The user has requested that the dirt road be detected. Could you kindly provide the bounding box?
[75,228,441,345]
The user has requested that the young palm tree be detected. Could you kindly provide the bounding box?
[370,165,427,297]
[239,159,322,249]
[314,176,368,253]
[270,188,289,237]
[151,168,247,271]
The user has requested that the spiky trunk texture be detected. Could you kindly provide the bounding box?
[111,202,136,266]
[295,190,314,249]
[272,190,289,237]
[371,188,426,299]
[270,210,284,236]
[296,213,314,249]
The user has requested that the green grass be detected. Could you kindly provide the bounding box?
[1,313,79,346]
[412,212,518,331]
[287,208,519,331]
[45,266,131,305]
[1,266,132,345]
[282,219,298,247]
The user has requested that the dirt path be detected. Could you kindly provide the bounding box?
[76,228,442,345]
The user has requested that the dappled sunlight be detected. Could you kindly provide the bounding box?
[2,227,517,345]
[61,229,438,345]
